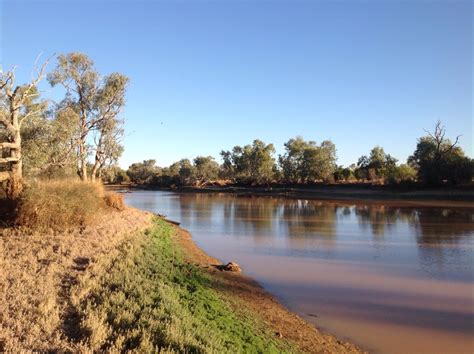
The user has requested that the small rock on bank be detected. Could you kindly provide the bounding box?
[222,262,241,272]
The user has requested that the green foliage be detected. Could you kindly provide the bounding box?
[101,165,130,184]
[221,139,276,185]
[278,137,313,183]
[356,146,398,181]
[48,52,128,181]
[408,122,473,185]
[126,159,160,183]
[393,164,417,183]
[76,219,291,353]
[22,105,79,177]
[219,150,234,180]
[174,159,194,185]
[301,140,337,182]
[126,122,471,187]
[334,166,354,182]
[279,137,337,183]
[193,156,219,185]
[92,73,128,179]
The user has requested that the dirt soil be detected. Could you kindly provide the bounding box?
[171,221,365,354]
[0,207,152,351]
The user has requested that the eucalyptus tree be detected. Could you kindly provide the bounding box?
[21,104,79,178]
[48,53,128,181]
[193,156,219,185]
[279,137,337,183]
[127,159,160,183]
[176,159,194,185]
[278,136,315,183]
[91,73,128,181]
[356,146,397,181]
[408,121,472,184]
[221,139,276,184]
[219,150,234,179]
[0,60,49,199]
[300,140,337,182]
[91,117,124,181]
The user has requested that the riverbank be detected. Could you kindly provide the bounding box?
[171,218,362,353]
[0,207,363,352]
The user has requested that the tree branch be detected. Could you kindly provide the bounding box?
[0,157,20,163]
[443,135,461,155]
[19,57,51,103]
[19,108,44,128]
[0,142,19,149]
[0,171,11,182]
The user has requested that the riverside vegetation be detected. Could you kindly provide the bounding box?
[122,123,472,189]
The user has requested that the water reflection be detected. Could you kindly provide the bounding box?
[355,205,399,237]
[173,193,473,244]
[281,200,338,238]
[412,208,473,244]
[229,197,279,232]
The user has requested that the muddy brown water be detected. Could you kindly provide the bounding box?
[125,191,473,354]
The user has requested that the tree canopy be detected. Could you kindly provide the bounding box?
[355,146,398,181]
[221,139,276,184]
[408,121,473,185]
[279,137,337,183]
[48,52,128,181]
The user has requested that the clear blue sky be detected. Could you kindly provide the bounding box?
[1,0,472,168]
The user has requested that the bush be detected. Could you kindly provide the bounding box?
[104,192,125,211]
[394,164,417,183]
[15,180,107,231]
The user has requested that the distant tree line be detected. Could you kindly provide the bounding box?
[120,121,472,187]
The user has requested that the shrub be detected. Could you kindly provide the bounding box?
[15,180,107,230]
[393,164,417,183]
[104,192,125,211]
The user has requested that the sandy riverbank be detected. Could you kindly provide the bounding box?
[171,219,363,353]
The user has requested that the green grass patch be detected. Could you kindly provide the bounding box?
[75,218,293,353]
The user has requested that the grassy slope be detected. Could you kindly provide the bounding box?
[74,218,293,353]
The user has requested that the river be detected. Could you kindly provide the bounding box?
[124,190,473,353]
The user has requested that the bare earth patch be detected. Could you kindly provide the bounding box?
[0,207,152,351]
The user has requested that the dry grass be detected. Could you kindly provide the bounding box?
[103,192,125,211]
[0,207,152,351]
[15,180,107,231]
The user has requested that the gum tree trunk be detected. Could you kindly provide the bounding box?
[6,126,22,199]
[1,98,23,199]
[0,60,48,199]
